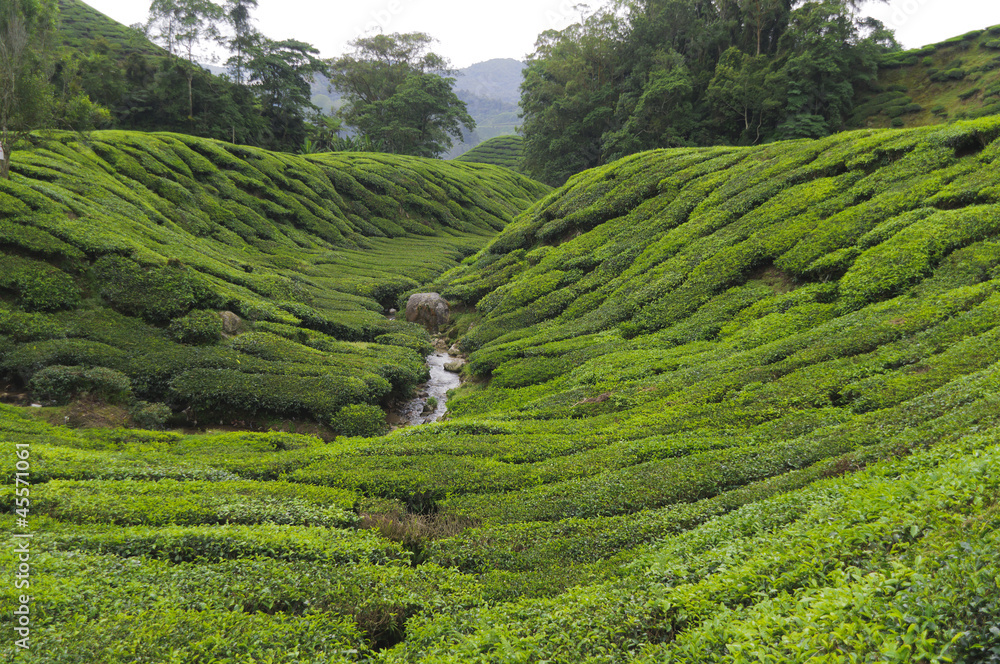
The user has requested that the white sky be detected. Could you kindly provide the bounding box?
[79,0,1000,69]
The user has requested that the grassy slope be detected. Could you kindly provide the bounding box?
[854,24,1000,128]
[3,119,1000,661]
[0,130,548,431]
[454,135,525,173]
[57,0,163,56]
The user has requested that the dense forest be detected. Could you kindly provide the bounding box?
[519,0,900,183]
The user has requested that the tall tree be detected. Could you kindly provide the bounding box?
[224,0,258,85]
[245,37,326,151]
[519,9,625,184]
[0,0,57,179]
[146,0,224,121]
[328,33,474,157]
[707,46,778,144]
[771,0,893,139]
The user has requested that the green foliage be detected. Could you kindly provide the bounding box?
[0,131,545,423]
[335,403,389,438]
[519,0,896,183]
[92,255,209,324]
[329,32,475,158]
[168,309,223,344]
[455,135,525,172]
[7,111,1000,663]
[129,400,172,429]
[28,364,132,405]
[0,255,80,311]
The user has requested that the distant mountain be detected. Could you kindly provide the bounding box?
[445,59,525,159]
[452,58,526,105]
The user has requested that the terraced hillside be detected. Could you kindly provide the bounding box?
[3,118,1000,662]
[855,24,1000,128]
[0,131,548,434]
[57,0,162,56]
[454,135,525,173]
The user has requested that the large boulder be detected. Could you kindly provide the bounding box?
[406,293,450,334]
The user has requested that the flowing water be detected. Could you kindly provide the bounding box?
[394,350,462,426]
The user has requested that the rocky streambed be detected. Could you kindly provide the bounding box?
[390,339,464,426]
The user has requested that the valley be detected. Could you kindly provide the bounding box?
[2,117,1000,661]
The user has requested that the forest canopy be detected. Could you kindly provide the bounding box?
[520,0,898,184]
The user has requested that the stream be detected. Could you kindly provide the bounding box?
[392,348,462,426]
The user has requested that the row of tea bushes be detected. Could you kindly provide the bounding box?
[383,434,1000,663]
[0,130,548,426]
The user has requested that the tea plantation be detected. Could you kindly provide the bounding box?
[0,130,548,434]
[454,136,526,173]
[4,119,1000,662]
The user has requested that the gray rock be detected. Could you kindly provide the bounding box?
[444,361,464,373]
[220,311,244,336]
[405,293,450,333]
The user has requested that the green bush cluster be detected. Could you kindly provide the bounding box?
[169,369,370,422]
[167,309,223,344]
[0,130,547,424]
[28,365,132,405]
[455,135,526,173]
[5,119,1000,660]
[0,255,80,312]
[334,404,390,438]
[129,401,172,429]
[92,255,216,324]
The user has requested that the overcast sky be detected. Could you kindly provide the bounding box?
[80,0,1000,69]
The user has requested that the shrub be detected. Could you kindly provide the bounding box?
[169,369,369,421]
[374,332,434,357]
[92,255,213,323]
[335,403,389,438]
[0,255,80,312]
[28,365,133,405]
[168,309,223,344]
[130,401,172,429]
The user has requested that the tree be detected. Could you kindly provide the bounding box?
[146,0,224,121]
[520,11,623,184]
[707,47,779,144]
[245,38,326,151]
[603,49,695,161]
[224,0,258,85]
[0,0,57,179]
[771,0,893,139]
[328,33,474,157]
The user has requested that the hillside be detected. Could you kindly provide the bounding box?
[855,24,1000,128]
[0,130,548,435]
[58,0,161,56]
[452,59,525,104]
[454,135,525,172]
[3,117,1000,661]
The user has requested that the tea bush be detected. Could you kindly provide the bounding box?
[335,403,390,438]
[167,309,223,344]
[28,364,133,405]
